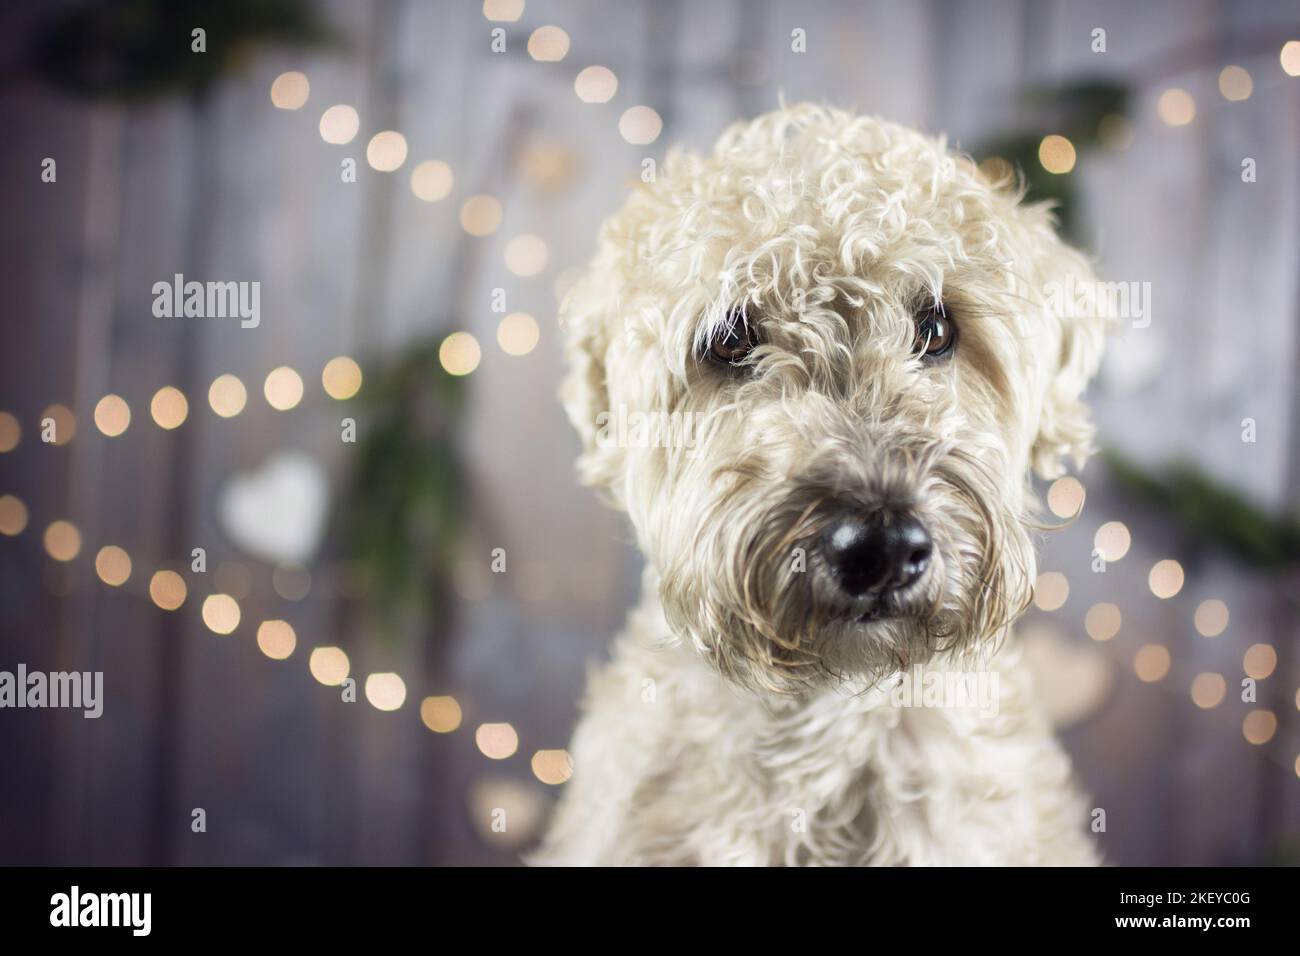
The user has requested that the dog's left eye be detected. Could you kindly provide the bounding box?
[706,311,759,365]
[913,306,957,359]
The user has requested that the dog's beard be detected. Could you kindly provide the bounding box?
[652,433,1036,696]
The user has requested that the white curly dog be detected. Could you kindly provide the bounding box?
[537,105,1106,866]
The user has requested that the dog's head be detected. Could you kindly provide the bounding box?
[560,105,1107,693]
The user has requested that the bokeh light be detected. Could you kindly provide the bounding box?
[575,65,618,103]
[1046,476,1085,518]
[263,366,304,411]
[497,312,540,356]
[531,749,574,785]
[94,545,131,586]
[475,722,519,759]
[201,594,241,635]
[459,194,503,236]
[1281,40,1300,76]
[0,411,19,452]
[0,495,28,536]
[150,386,189,429]
[1243,644,1277,680]
[309,647,350,686]
[410,160,454,202]
[619,106,663,144]
[1194,599,1229,637]
[1134,644,1171,683]
[1157,88,1196,126]
[1148,559,1185,599]
[148,570,187,610]
[420,696,463,733]
[1242,709,1277,745]
[93,394,131,437]
[1033,571,1069,612]
[256,620,297,660]
[1084,602,1121,642]
[43,520,81,562]
[483,0,523,21]
[439,332,482,376]
[208,374,247,418]
[1190,672,1226,709]
[504,234,549,276]
[41,404,76,445]
[322,356,363,400]
[1217,65,1252,101]
[1094,521,1131,561]
[527,26,570,61]
[319,104,360,145]
[270,71,310,110]
[364,673,407,711]
[366,130,408,172]
[1038,134,1076,174]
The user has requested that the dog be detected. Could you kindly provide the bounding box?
[536,105,1106,866]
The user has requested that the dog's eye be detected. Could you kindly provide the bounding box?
[913,306,956,359]
[706,311,759,365]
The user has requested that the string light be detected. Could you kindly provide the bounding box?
[1194,599,1228,637]
[1038,134,1076,174]
[439,332,481,376]
[263,366,304,411]
[1217,65,1252,101]
[1033,571,1069,612]
[208,374,247,418]
[43,520,81,561]
[322,356,363,400]
[270,71,310,110]
[527,26,570,62]
[497,313,540,356]
[364,673,407,711]
[410,160,454,202]
[41,404,76,445]
[94,545,132,586]
[1243,644,1277,680]
[0,495,27,535]
[148,570,187,610]
[150,386,188,429]
[309,647,350,686]
[531,749,574,785]
[421,696,463,733]
[366,131,408,172]
[1148,559,1184,599]
[475,722,519,759]
[1190,673,1226,709]
[1084,602,1121,642]
[1046,476,1085,518]
[1134,644,1171,683]
[1157,88,1195,126]
[575,65,618,103]
[0,411,19,452]
[319,104,360,145]
[256,620,297,660]
[201,593,241,635]
[459,195,503,236]
[619,106,663,145]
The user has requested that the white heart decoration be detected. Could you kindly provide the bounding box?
[218,450,330,566]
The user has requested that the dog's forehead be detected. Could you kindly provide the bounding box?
[630,109,1007,297]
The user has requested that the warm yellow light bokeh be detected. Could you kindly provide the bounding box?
[459,195,503,236]
[475,722,519,759]
[1194,599,1229,637]
[365,672,407,711]
[150,386,189,429]
[319,104,360,144]
[497,312,540,356]
[264,366,304,411]
[95,545,132,586]
[531,749,574,785]
[527,25,570,61]
[439,332,482,376]
[44,520,81,562]
[1033,571,1069,612]
[1148,559,1185,599]
[1157,88,1196,126]
[410,160,454,202]
[257,620,297,660]
[208,374,247,418]
[94,394,130,437]
[1134,644,1171,683]
[322,356,363,400]
[1084,602,1121,642]
[149,570,187,610]
[366,131,408,172]
[1046,476,1085,518]
[1038,134,1077,174]
[270,71,310,110]
[421,696,463,733]
[619,106,663,145]
[575,65,618,103]
[202,593,241,635]
[309,646,350,685]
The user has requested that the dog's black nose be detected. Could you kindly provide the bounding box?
[822,511,932,597]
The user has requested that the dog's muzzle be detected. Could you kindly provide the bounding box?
[821,508,933,601]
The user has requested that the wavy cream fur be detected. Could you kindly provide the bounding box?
[538,105,1105,866]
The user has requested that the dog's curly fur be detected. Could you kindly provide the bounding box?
[536,105,1106,866]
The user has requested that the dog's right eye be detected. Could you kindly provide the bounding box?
[705,311,759,365]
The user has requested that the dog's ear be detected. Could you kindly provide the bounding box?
[1018,204,1110,481]
[558,254,627,505]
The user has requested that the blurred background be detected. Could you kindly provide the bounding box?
[0,0,1297,866]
